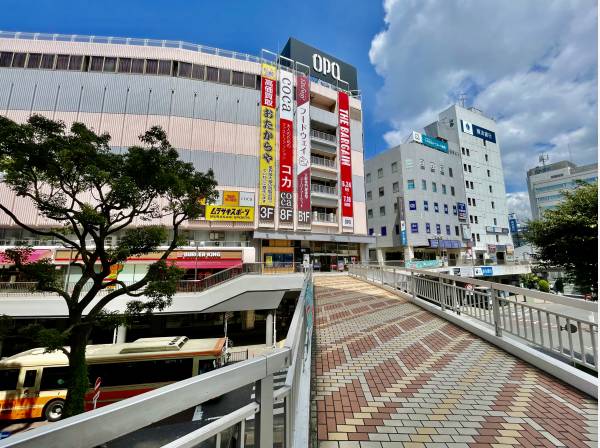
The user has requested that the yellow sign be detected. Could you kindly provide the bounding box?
[205,205,255,222]
[222,191,240,206]
[258,62,277,223]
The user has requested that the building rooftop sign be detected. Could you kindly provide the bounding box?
[411,131,449,153]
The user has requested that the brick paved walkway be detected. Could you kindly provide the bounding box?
[312,276,598,448]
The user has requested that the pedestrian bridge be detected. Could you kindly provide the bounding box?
[1,266,597,448]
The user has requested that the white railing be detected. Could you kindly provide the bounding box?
[310,130,336,143]
[1,269,313,448]
[313,212,337,224]
[311,155,336,169]
[310,184,337,195]
[350,264,598,373]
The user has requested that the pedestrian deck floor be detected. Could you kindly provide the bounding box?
[312,276,597,448]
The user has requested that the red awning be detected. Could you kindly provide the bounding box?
[0,249,53,266]
[172,259,242,270]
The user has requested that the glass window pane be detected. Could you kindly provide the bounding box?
[158,60,171,75]
[145,59,158,75]
[131,58,145,74]
[232,71,244,86]
[206,66,219,82]
[55,54,69,70]
[23,370,37,388]
[218,69,231,84]
[90,56,104,72]
[40,54,55,69]
[103,57,116,72]
[68,55,83,71]
[118,58,132,73]
[0,52,13,67]
[12,52,27,68]
[26,53,41,69]
[40,366,70,391]
[0,369,19,390]
[243,72,255,88]
[178,62,192,78]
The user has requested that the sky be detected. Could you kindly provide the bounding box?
[2,0,597,220]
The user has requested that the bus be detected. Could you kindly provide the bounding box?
[0,336,227,421]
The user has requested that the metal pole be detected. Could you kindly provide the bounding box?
[491,287,502,337]
[194,240,199,287]
[439,278,445,311]
[254,375,274,447]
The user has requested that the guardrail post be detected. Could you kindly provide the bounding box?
[451,280,458,313]
[393,268,397,289]
[491,287,502,337]
[411,271,416,301]
[439,278,445,311]
[254,374,274,447]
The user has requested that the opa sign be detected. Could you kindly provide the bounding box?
[312,54,341,81]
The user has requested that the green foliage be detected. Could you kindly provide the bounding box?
[524,182,598,295]
[520,273,540,289]
[554,277,564,293]
[0,115,218,416]
[537,279,550,293]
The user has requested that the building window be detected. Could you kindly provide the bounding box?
[426,223,431,233]
[430,162,435,172]
[411,223,419,233]
[103,57,117,72]
[26,53,41,69]
[489,185,493,193]
[145,59,159,75]
[449,167,453,178]
[466,148,470,156]
[432,182,437,193]
[405,158,414,169]
[451,186,455,196]
[468,165,472,173]
[367,209,373,218]
[468,198,471,206]
[395,224,400,235]
[493,218,497,225]
[485,154,489,162]
[455,225,459,236]
[117,58,132,73]
[243,72,256,88]
[453,205,457,215]
[11,52,26,67]
[444,204,448,214]
[440,165,445,175]
[131,58,145,74]
[473,198,476,206]
[232,70,244,86]
[442,184,447,195]
[472,233,476,242]
[218,68,231,84]
[377,168,383,178]
[434,202,439,213]
[463,163,467,171]
[0,52,13,67]
[379,187,384,197]
[419,159,425,169]
[40,54,55,69]
[379,206,386,216]
[461,147,465,155]
[446,225,451,235]
[476,233,481,242]
[470,215,474,223]
[391,161,398,173]
[366,173,372,183]
[424,200,429,211]
[474,216,479,224]
[369,228,374,236]
[465,180,470,189]
[496,234,500,242]
[366,191,372,200]
[407,179,415,190]
[394,202,398,213]
[436,224,441,234]
[192,64,205,80]
[158,60,172,76]
[487,169,491,177]
[470,181,474,189]
[206,66,219,82]
[381,226,387,236]
[422,179,427,190]
[491,201,495,209]
[392,182,399,193]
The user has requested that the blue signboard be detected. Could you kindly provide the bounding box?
[444,204,449,214]
[436,224,441,234]
[461,120,496,143]
[425,223,431,233]
[410,223,418,233]
[457,202,467,220]
[481,266,493,276]
[424,201,429,211]
[509,218,518,233]
[409,200,416,211]
[428,239,462,249]
[452,205,457,215]
[400,221,408,245]
[412,131,449,153]
[434,203,439,213]
[405,259,442,269]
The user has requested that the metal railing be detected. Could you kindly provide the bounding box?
[313,213,337,224]
[311,155,336,169]
[310,184,337,195]
[1,269,313,448]
[350,264,599,372]
[0,262,304,297]
[310,130,337,143]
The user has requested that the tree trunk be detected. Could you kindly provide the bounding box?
[64,326,91,417]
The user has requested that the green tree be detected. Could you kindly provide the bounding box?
[0,115,217,417]
[525,182,598,296]
[554,277,564,294]
[537,279,550,293]
[520,273,540,289]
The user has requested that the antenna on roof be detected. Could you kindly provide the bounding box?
[538,153,549,167]
[458,93,467,108]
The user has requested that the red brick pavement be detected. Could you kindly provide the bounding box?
[312,276,598,448]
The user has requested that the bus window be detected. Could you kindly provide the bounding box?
[0,369,19,391]
[23,370,37,388]
[197,360,214,375]
[89,358,193,387]
[40,367,69,391]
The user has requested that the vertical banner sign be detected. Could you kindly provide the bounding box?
[338,91,354,230]
[296,74,311,227]
[259,62,277,224]
[278,69,294,226]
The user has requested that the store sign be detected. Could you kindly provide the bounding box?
[408,200,416,211]
[239,191,255,207]
[312,54,341,81]
[296,73,311,228]
[400,221,407,245]
[405,259,442,269]
[411,130,449,153]
[410,223,419,233]
[457,202,467,220]
[206,205,255,222]
[180,251,221,259]
[486,226,509,234]
[338,91,354,230]
[278,69,295,226]
[509,218,518,233]
[222,191,240,206]
[461,120,496,143]
[258,62,277,224]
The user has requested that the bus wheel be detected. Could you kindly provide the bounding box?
[44,399,65,422]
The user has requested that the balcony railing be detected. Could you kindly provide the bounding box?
[311,155,336,169]
[310,184,337,195]
[313,212,337,224]
[310,129,336,143]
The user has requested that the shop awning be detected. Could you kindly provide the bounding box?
[172,260,242,270]
[0,249,53,266]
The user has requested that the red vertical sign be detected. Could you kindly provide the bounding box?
[338,91,354,230]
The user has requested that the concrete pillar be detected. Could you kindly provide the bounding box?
[359,243,369,263]
[242,310,256,330]
[404,246,414,261]
[265,311,274,347]
[376,248,385,264]
[114,325,127,344]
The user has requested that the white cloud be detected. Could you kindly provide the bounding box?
[506,192,532,221]
[369,0,598,197]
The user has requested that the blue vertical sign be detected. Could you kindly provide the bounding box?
[509,218,518,233]
[400,221,407,245]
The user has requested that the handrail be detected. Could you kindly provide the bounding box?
[349,264,598,372]
[310,184,337,195]
[311,155,336,168]
[310,129,336,143]
[1,268,313,447]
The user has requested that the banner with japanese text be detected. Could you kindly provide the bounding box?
[258,62,277,224]
[338,91,354,230]
[278,69,294,227]
[296,73,311,228]
[206,205,255,222]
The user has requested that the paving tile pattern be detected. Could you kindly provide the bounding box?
[311,276,598,448]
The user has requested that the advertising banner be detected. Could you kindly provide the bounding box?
[222,191,240,206]
[206,205,255,222]
[258,62,277,224]
[509,218,518,233]
[278,69,295,226]
[412,130,448,153]
[457,202,467,220]
[400,221,407,245]
[461,120,496,143]
[296,73,311,227]
[338,91,354,230]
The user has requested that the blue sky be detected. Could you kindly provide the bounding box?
[1,0,389,154]
[2,0,597,219]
